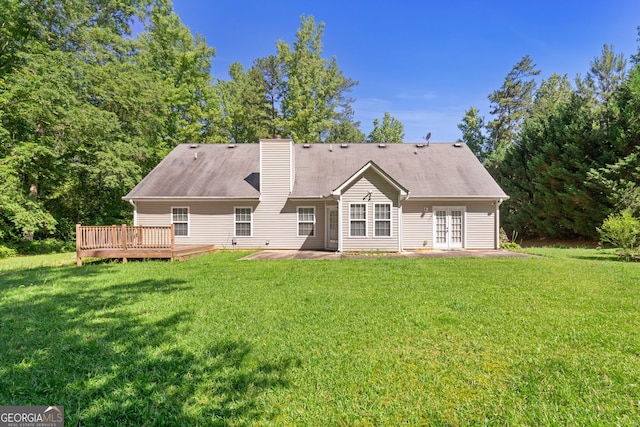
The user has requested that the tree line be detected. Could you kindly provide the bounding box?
[2,0,637,246]
[0,0,402,244]
[459,42,640,241]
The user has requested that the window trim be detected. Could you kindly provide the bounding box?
[234,206,253,237]
[374,202,392,237]
[297,206,316,237]
[171,206,190,237]
[349,203,367,238]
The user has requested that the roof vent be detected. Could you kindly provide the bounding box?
[303,144,311,148]
[189,144,198,149]
[340,144,348,148]
[453,143,463,148]
[228,144,236,148]
[378,144,386,148]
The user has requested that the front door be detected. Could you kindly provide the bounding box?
[433,207,464,249]
[326,207,338,250]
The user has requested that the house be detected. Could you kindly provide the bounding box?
[123,139,508,252]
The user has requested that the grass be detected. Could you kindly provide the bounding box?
[0,249,639,426]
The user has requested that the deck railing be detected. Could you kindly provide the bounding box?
[76,224,175,251]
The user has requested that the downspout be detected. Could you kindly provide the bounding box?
[495,198,504,249]
[337,196,343,253]
[397,199,402,252]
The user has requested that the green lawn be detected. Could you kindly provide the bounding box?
[0,249,638,426]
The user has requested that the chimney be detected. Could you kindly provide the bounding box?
[259,138,294,197]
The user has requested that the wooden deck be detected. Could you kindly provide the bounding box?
[75,225,215,266]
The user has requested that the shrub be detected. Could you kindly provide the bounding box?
[500,228,522,251]
[0,245,17,259]
[597,210,640,259]
[12,238,75,256]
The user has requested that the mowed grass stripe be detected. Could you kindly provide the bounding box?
[0,249,638,425]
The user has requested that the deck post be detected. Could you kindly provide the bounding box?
[111,225,117,249]
[76,224,82,267]
[121,224,128,263]
[170,224,175,262]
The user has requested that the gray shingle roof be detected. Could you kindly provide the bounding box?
[124,142,508,200]
[124,144,261,199]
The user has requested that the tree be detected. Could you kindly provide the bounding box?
[252,55,282,137]
[276,15,357,142]
[217,62,272,143]
[325,99,365,142]
[367,112,404,143]
[136,0,217,146]
[485,55,541,171]
[325,120,365,143]
[0,0,220,241]
[584,44,627,103]
[457,106,489,161]
[587,64,640,216]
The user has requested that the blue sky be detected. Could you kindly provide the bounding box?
[172,1,640,142]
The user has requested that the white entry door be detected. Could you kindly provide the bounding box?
[326,207,338,250]
[433,207,464,249]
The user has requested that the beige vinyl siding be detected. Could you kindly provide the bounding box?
[252,139,324,249]
[401,200,497,249]
[250,200,326,249]
[341,170,399,252]
[253,139,294,249]
[465,201,497,249]
[135,199,327,249]
[135,201,254,247]
[401,200,433,249]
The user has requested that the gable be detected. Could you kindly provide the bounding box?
[340,169,402,205]
[331,160,408,198]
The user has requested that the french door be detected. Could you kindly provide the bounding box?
[433,207,464,249]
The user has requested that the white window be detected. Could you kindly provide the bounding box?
[172,207,189,236]
[235,207,252,237]
[349,203,367,237]
[374,203,392,237]
[297,207,315,237]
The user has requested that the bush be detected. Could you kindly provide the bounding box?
[14,238,75,255]
[0,245,18,259]
[500,228,522,251]
[597,210,640,259]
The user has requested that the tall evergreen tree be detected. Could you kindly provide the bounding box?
[485,55,541,171]
[587,64,640,215]
[252,55,282,137]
